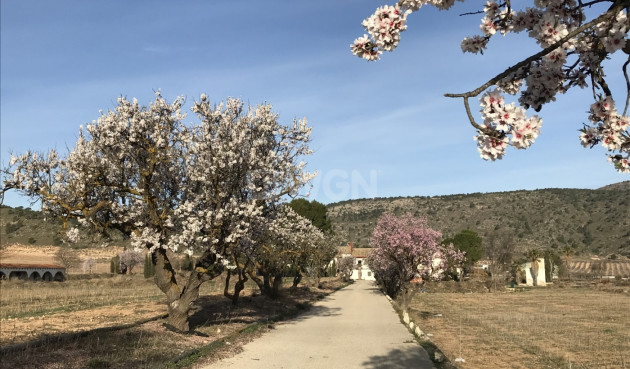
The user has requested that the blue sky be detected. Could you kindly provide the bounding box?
[1,0,627,207]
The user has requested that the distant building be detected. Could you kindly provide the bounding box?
[474,260,490,271]
[336,243,376,281]
[0,263,66,282]
[517,258,546,286]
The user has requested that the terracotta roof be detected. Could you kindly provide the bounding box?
[0,263,65,269]
[335,246,374,258]
[351,248,373,258]
[337,246,351,256]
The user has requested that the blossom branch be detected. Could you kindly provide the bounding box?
[444,1,626,101]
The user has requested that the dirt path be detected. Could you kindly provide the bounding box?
[202,280,434,369]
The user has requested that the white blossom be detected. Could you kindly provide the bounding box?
[350,0,629,171]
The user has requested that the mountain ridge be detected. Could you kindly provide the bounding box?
[326,181,630,257]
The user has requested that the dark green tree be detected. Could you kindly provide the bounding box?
[443,229,483,271]
[181,254,194,271]
[287,199,332,233]
[144,254,156,278]
[110,255,121,274]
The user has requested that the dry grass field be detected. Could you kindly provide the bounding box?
[3,244,630,368]
[410,285,630,369]
[0,272,346,369]
[0,276,166,344]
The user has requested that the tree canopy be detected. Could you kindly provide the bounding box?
[1,92,318,331]
[287,198,332,233]
[443,229,483,269]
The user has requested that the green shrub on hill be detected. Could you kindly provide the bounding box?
[327,182,630,256]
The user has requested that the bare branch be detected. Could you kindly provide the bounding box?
[459,9,486,16]
[623,56,630,116]
[576,0,616,10]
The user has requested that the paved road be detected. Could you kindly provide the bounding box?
[203,280,434,369]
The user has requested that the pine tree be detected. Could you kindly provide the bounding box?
[110,255,120,274]
[144,254,155,278]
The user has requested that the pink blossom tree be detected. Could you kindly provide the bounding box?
[352,0,629,171]
[367,213,464,311]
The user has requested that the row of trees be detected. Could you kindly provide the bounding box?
[1,92,325,331]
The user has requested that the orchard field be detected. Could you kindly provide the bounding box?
[411,284,630,369]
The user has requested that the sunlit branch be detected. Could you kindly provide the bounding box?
[623,56,630,116]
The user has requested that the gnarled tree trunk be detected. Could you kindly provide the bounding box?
[224,266,249,305]
[153,248,223,332]
[271,275,283,299]
[246,267,281,299]
[290,273,302,294]
[396,282,417,313]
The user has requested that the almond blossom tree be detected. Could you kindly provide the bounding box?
[367,213,464,311]
[118,249,144,275]
[81,257,95,274]
[243,205,325,299]
[352,0,629,172]
[1,92,315,331]
[338,255,356,282]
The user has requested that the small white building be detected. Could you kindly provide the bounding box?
[519,257,546,286]
[428,256,462,280]
[336,243,376,281]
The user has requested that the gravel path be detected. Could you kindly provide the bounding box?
[203,280,434,369]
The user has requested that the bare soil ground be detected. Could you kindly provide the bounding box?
[410,283,630,369]
[1,301,165,345]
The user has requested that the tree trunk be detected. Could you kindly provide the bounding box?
[153,248,224,332]
[290,273,302,294]
[224,267,248,305]
[232,273,247,305]
[263,274,272,294]
[245,267,274,297]
[396,283,417,313]
[246,268,263,292]
[223,271,232,300]
[272,275,283,298]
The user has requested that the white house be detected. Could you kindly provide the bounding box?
[336,243,376,281]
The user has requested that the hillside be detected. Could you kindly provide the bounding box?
[327,183,630,258]
[2,182,629,258]
[0,205,129,249]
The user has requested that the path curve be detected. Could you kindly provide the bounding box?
[203,280,434,369]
